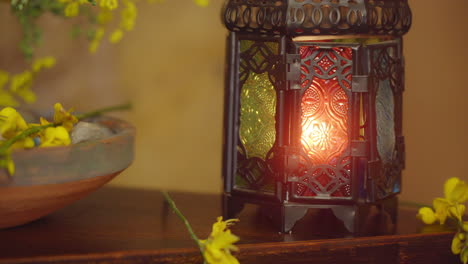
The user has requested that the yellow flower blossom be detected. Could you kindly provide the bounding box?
[97,9,114,25]
[463,222,468,232]
[65,2,80,17]
[417,207,437,225]
[462,249,468,264]
[0,91,18,107]
[109,29,123,43]
[53,103,78,132]
[40,126,71,147]
[419,177,468,264]
[32,57,56,73]
[100,0,118,10]
[58,0,90,17]
[0,151,15,175]
[9,70,35,103]
[0,71,9,89]
[0,107,35,151]
[452,233,464,254]
[417,177,468,224]
[0,72,18,107]
[120,0,137,31]
[199,217,240,264]
[89,27,105,53]
[194,0,209,7]
[0,107,28,139]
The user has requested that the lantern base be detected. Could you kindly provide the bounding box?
[223,193,397,235]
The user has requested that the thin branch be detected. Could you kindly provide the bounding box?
[0,123,53,154]
[162,191,206,261]
[76,102,132,120]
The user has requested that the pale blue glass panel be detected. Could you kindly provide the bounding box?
[376,79,395,163]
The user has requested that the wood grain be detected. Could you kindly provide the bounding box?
[0,187,458,264]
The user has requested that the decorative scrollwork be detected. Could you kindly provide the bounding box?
[236,145,275,191]
[239,40,282,86]
[223,0,287,35]
[367,0,412,36]
[292,152,352,197]
[287,0,366,35]
[223,0,411,37]
[299,45,353,91]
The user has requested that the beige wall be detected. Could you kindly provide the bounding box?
[0,0,467,204]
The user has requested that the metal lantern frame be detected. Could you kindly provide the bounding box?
[222,0,411,233]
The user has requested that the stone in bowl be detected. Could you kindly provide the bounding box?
[0,116,135,229]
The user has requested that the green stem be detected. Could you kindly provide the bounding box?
[0,123,53,154]
[162,191,206,261]
[75,102,132,120]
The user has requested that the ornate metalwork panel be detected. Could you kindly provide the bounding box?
[223,0,287,35]
[368,41,404,199]
[223,0,412,37]
[292,45,353,198]
[235,39,282,193]
[287,0,367,35]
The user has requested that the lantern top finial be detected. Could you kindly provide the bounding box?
[222,0,411,37]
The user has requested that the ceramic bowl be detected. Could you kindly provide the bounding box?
[0,116,135,229]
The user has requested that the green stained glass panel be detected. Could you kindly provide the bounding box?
[235,40,277,192]
[239,71,276,160]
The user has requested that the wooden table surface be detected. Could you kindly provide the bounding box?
[0,187,459,264]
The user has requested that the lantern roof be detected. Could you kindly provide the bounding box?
[222,0,411,37]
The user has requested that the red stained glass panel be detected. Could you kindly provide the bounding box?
[296,46,352,197]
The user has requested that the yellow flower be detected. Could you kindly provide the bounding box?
[452,233,464,254]
[120,0,137,31]
[445,177,468,204]
[418,177,468,225]
[32,57,56,73]
[64,2,80,17]
[0,71,18,106]
[109,29,123,43]
[417,207,437,225]
[462,248,468,264]
[199,217,240,264]
[40,126,71,147]
[0,107,28,139]
[89,27,105,53]
[53,103,78,132]
[97,9,113,25]
[9,70,36,103]
[100,0,118,10]
[0,91,18,107]
[0,71,9,89]
[0,107,34,152]
[0,151,15,175]
[194,0,209,7]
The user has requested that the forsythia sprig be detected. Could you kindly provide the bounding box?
[418,177,468,263]
[0,56,56,107]
[163,192,240,264]
[0,103,77,174]
[200,217,240,264]
[0,102,131,175]
[8,0,209,58]
[2,0,209,108]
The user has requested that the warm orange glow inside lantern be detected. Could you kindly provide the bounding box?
[221,0,412,233]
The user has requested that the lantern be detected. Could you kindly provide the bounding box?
[222,0,411,233]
